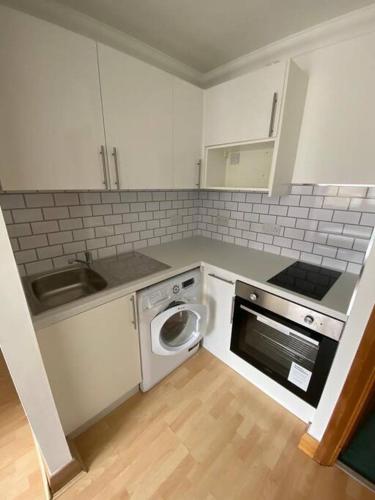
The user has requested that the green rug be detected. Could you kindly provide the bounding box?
[340,410,375,484]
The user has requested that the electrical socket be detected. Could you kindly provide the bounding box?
[261,223,282,235]
[216,215,229,226]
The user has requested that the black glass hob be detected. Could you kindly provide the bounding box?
[267,261,342,300]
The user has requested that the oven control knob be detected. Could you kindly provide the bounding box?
[304,315,314,325]
[249,293,258,301]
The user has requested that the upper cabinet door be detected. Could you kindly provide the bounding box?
[173,78,203,188]
[0,6,106,191]
[98,44,174,190]
[203,62,286,146]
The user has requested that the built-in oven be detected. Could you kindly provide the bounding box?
[230,281,345,408]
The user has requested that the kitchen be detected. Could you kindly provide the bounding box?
[0,1,374,498]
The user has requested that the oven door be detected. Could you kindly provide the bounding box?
[230,296,338,407]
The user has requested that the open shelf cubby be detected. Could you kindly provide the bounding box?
[204,140,275,191]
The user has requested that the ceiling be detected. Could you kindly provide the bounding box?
[52,0,375,72]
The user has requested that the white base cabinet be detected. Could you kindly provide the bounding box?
[36,294,141,435]
[203,268,235,361]
[203,266,315,422]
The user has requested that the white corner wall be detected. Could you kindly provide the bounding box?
[0,208,73,474]
[293,30,375,185]
[309,240,375,440]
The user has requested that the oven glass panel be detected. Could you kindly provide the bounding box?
[238,306,319,380]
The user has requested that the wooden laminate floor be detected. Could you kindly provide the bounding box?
[0,352,44,500]
[60,349,373,500]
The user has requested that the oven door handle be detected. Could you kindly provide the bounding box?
[239,304,319,346]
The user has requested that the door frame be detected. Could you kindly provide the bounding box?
[300,306,375,465]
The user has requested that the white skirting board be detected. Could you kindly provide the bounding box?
[203,344,315,423]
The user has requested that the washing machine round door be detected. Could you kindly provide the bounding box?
[151,300,207,356]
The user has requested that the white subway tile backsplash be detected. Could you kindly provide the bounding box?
[332,210,361,224]
[309,208,333,221]
[0,194,25,209]
[323,197,350,210]
[337,248,364,264]
[322,257,347,271]
[54,193,79,206]
[48,231,73,245]
[7,223,32,238]
[284,228,304,240]
[2,186,374,276]
[13,208,43,223]
[43,207,70,220]
[37,245,63,259]
[291,185,313,195]
[313,244,337,258]
[31,221,59,234]
[300,252,322,266]
[360,213,375,226]
[343,224,373,239]
[313,186,338,196]
[25,259,53,275]
[25,193,54,208]
[292,240,313,252]
[15,249,37,264]
[19,234,48,250]
[349,198,375,212]
[338,186,368,198]
[300,195,323,208]
[287,206,309,218]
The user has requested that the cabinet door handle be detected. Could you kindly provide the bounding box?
[130,295,137,330]
[208,273,234,285]
[196,159,202,187]
[268,92,278,137]
[112,146,121,190]
[100,145,109,189]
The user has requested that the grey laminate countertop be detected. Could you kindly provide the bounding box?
[32,236,359,330]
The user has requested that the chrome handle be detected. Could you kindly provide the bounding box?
[130,295,137,330]
[100,145,109,189]
[112,146,121,190]
[208,273,234,285]
[268,92,278,137]
[196,159,202,187]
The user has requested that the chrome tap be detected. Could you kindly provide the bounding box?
[69,251,93,267]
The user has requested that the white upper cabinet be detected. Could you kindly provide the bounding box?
[173,78,203,188]
[202,61,308,195]
[0,6,106,191]
[98,44,174,190]
[203,62,286,147]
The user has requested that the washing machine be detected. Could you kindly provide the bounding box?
[137,268,208,391]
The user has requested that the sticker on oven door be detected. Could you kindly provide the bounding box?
[287,362,312,392]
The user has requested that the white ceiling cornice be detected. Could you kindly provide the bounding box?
[2,0,375,88]
[202,3,375,87]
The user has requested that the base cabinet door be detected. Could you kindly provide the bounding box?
[0,6,106,191]
[36,294,141,435]
[203,269,235,362]
[98,43,174,190]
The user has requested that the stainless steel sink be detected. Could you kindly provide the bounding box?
[29,267,107,312]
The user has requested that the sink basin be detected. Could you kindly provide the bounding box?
[30,267,107,311]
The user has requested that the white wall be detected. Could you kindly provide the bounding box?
[0,208,73,474]
[309,239,375,440]
[292,30,375,185]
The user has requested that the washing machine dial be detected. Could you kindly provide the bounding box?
[172,285,180,295]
